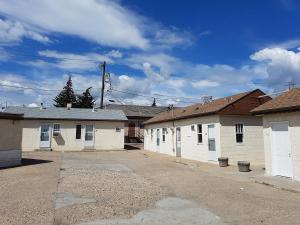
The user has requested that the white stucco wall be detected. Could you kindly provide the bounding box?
[20,120,125,151]
[262,112,300,181]
[220,115,264,165]
[144,115,221,162]
[0,119,22,167]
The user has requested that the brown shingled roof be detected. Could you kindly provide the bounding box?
[252,88,300,114]
[144,89,267,125]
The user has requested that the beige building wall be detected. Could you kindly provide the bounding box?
[262,112,300,181]
[0,119,22,167]
[144,115,221,162]
[220,115,265,165]
[144,115,265,165]
[20,120,124,151]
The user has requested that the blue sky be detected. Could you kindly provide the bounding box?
[0,0,300,107]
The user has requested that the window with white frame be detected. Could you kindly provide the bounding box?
[235,123,244,143]
[162,128,167,142]
[197,124,202,143]
[53,124,60,137]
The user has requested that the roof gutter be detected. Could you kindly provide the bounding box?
[252,105,300,115]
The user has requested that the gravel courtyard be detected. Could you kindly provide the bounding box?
[1,150,300,225]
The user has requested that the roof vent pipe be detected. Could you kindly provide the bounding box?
[67,103,72,110]
[40,103,44,110]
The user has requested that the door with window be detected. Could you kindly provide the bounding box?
[85,125,94,148]
[40,124,51,148]
[176,127,181,157]
[156,129,160,152]
[208,124,217,161]
[271,122,293,178]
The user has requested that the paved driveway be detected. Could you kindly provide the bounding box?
[1,150,300,225]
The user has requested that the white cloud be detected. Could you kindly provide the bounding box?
[0,0,149,49]
[191,80,220,88]
[0,18,50,45]
[0,0,194,49]
[251,47,300,88]
[23,50,116,71]
[28,103,38,107]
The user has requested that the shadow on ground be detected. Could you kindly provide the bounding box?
[0,158,52,170]
[124,144,142,150]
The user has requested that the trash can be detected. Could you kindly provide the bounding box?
[237,161,250,172]
[218,157,229,167]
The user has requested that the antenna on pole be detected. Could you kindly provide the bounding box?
[100,61,106,109]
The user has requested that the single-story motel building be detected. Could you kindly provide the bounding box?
[0,112,23,167]
[144,89,271,165]
[0,106,127,167]
[252,88,300,181]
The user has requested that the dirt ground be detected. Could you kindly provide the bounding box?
[1,150,300,225]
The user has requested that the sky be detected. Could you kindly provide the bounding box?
[1,0,300,107]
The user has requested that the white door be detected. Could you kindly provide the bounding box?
[271,122,293,178]
[156,129,160,152]
[176,127,181,157]
[85,125,94,148]
[40,124,51,148]
[208,124,217,161]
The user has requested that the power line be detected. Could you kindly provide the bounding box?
[0,83,87,93]
[109,88,199,104]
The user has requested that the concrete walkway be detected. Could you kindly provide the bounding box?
[2,150,300,225]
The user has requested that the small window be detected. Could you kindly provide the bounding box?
[162,128,167,142]
[191,125,195,131]
[116,127,121,132]
[53,124,60,137]
[76,124,82,139]
[235,124,244,143]
[197,124,202,143]
[151,129,153,140]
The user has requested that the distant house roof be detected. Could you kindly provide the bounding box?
[252,88,300,115]
[144,89,269,125]
[105,104,171,118]
[4,106,128,121]
[0,111,23,120]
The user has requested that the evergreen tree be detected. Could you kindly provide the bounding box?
[77,87,95,108]
[53,76,77,107]
[151,98,157,107]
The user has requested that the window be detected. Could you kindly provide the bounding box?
[162,128,167,142]
[76,124,81,139]
[53,124,60,137]
[151,129,153,140]
[197,124,202,143]
[235,124,244,143]
[191,125,195,131]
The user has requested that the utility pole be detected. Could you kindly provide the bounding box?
[100,61,106,109]
[286,81,296,90]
